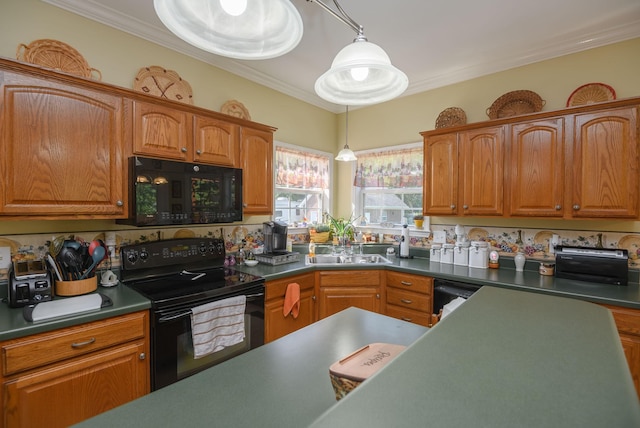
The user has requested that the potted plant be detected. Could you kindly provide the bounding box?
[327,213,358,245]
[413,214,424,229]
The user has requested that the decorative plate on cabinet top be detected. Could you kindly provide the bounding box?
[566,83,616,107]
[221,100,251,120]
[435,107,467,129]
[486,90,545,119]
[16,38,102,80]
[133,66,193,104]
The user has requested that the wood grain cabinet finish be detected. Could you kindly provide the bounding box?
[240,127,273,215]
[317,270,382,319]
[422,99,640,219]
[0,311,150,428]
[265,272,316,343]
[601,304,640,399]
[193,115,240,167]
[131,99,190,161]
[384,271,434,327]
[0,70,125,217]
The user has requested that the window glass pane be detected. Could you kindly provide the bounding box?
[354,143,423,225]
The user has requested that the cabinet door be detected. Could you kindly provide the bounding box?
[424,133,458,215]
[193,115,240,166]
[240,127,273,214]
[508,119,564,217]
[132,100,190,161]
[459,126,505,216]
[317,270,381,319]
[570,107,639,218]
[0,72,125,216]
[3,341,148,428]
[265,273,316,343]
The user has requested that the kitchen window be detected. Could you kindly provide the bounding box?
[353,143,423,225]
[274,142,332,225]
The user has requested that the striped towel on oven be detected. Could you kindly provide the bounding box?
[190,295,246,359]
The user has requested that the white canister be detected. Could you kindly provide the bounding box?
[468,241,488,269]
[430,244,441,262]
[440,244,454,264]
[453,244,469,266]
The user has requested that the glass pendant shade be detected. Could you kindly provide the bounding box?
[335,146,357,161]
[315,40,409,105]
[153,0,303,60]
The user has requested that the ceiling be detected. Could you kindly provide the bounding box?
[43,0,640,112]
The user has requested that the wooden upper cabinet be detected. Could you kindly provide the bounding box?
[0,71,126,217]
[458,126,504,216]
[508,118,564,217]
[193,115,240,167]
[424,133,458,215]
[240,127,273,215]
[570,107,639,218]
[131,100,190,161]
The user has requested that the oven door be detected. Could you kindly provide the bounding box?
[151,284,264,390]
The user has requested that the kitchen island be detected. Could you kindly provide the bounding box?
[78,287,640,427]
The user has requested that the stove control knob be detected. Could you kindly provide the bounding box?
[126,250,138,264]
[199,244,207,254]
[139,250,149,261]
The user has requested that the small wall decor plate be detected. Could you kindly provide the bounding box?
[566,83,616,107]
[16,39,101,80]
[134,66,193,104]
[221,100,251,120]
[486,90,545,119]
[435,107,467,129]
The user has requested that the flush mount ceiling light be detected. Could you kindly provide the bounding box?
[153,0,303,60]
[309,0,408,106]
[335,106,357,161]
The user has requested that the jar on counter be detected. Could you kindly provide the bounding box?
[440,244,454,264]
[539,263,555,276]
[514,252,526,272]
[430,244,441,262]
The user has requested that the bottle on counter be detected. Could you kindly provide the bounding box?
[308,241,316,258]
[514,252,526,272]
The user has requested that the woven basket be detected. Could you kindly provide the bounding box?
[309,231,331,243]
[329,373,362,400]
[486,90,545,119]
[435,107,467,129]
[16,39,102,80]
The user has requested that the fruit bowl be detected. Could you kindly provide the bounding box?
[244,260,259,267]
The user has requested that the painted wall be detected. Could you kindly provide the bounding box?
[0,0,639,236]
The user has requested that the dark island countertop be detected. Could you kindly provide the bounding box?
[78,287,640,427]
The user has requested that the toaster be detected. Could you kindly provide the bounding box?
[8,260,53,307]
[555,246,628,286]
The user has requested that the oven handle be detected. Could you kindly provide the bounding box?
[157,291,265,323]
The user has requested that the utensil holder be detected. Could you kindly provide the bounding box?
[56,276,97,296]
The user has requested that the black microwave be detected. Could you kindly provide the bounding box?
[119,156,243,227]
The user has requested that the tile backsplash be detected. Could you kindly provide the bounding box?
[1,223,639,280]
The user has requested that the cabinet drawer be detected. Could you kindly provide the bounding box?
[386,288,430,311]
[2,311,147,376]
[386,305,431,327]
[318,270,381,287]
[602,305,640,337]
[386,271,433,294]
[266,273,315,300]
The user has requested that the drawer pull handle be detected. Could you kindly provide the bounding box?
[401,281,412,286]
[401,317,412,322]
[400,299,413,304]
[71,337,96,349]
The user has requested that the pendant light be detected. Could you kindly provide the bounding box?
[153,0,303,60]
[335,106,357,161]
[310,0,408,105]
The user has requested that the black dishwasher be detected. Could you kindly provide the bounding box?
[433,278,482,315]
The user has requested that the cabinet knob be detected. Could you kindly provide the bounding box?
[573,204,580,210]
[181,147,188,153]
[139,353,146,360]
[243,203,247,207]
[312,295,316,301]
[450,204,456,210]
[196,150,202,155]
[555,205,561,210]
[463,204,469,210]
[376,293,380,299]
[116,200,123,207]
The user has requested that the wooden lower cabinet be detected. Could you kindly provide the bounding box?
[317,270,382,319]
[1,311,149,428]
[385,271,434,327]
[265,272,316,343]
[601,304,640,398]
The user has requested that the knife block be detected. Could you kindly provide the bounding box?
[55,276,97,296]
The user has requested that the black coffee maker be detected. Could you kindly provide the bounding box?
[263,221,288,254]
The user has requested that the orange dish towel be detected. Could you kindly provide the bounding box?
[283,282,300,319]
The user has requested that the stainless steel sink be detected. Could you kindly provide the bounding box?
[305,254,393,265]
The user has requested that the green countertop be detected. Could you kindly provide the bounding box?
[78,288,640,428]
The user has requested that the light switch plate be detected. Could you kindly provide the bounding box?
[432,231,447,243]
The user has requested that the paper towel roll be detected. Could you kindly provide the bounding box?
[400,225,410,257]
